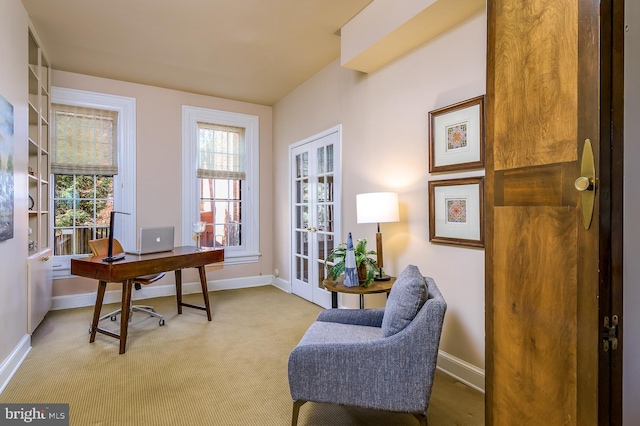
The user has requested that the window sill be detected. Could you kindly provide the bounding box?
[222,252,261,265]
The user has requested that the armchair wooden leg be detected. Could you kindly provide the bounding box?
[413,413,427,426]
[292,400,306,426]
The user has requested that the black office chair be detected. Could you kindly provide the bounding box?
[88,238,166,326]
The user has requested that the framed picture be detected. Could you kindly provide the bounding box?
[428,95,485,173]
[0,94,14,242]
[428,177,484,248]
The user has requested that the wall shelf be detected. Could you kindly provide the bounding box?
[27,23,53,333]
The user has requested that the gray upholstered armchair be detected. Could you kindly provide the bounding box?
[288,265,447,426]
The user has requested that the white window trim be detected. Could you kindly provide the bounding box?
[182,105,260,264]
[51,87,136,278]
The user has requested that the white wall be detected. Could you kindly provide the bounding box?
[273,11,487,370]
[0,0,30,386]
[623,0,639,423]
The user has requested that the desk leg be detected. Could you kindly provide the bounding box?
[197,266,212,321]
[331,291,338,309]
[119,279,133,354]
[175,269,183,314]
[90,281,107,343]
[174,267,211,320]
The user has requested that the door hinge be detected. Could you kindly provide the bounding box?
[603,315,619,352]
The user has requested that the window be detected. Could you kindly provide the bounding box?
[198,124,244,248]
[50,87,136,277]
[53,174,114,255]
[182,106,259,263]
[51,105,117,256]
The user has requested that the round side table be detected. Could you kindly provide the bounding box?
[322,276,396,309]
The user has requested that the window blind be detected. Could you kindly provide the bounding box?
[51,104,118,175]
[197,123,246,180]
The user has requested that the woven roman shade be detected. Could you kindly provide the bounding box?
[51,104,118,175]
[197,123,246,180]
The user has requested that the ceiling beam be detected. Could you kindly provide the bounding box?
[341,0,485,73]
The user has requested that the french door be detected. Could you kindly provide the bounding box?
[290,127,341,308]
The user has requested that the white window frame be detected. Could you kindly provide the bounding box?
[51,87,136,278]
[182,106,260,264]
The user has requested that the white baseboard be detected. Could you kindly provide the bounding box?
[0,334,31,395]
[52,275,275,310]
[271,276,290,293]
[437,350,485,393]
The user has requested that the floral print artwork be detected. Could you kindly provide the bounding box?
[446,121,468,151]
[446,198,467,224]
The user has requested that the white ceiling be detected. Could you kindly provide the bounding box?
[21,0,372,106]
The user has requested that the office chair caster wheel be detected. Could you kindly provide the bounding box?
[159,319,165,326]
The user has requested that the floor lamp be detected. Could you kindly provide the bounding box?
[356,192,399,281]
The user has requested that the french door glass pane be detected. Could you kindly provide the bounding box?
[302,231,309,256]
[296,256,309,282]
[316,263,327,289]
[317,146,325,174]
[301,230,309,254]
[317,176,325,201]
[317,204,325,230]
[301,206,308,229]
[302,257,308,282]
[302,179,309,202]
[296,179,309,203]
[326,204,334,233]
[296,153,308,178]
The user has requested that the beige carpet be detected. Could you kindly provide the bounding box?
[0,286,484,425]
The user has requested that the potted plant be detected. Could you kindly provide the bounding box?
[325,238,379,287]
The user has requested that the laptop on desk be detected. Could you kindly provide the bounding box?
[126,226,175,255]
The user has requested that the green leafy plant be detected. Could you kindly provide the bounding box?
[325,238,379,287]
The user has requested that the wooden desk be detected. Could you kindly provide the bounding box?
[323,276,396,309]
[71,246,224,354]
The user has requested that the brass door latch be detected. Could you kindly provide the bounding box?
[603,315,619,352]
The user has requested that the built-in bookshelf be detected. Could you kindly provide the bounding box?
[27,26,50,255]
[27,24,52,333]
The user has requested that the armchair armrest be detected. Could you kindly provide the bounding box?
[316,308,385,328]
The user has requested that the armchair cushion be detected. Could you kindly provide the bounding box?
[380,265,428,338]
[299,322,381,345]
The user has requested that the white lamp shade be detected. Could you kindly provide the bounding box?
[356,192,399,224]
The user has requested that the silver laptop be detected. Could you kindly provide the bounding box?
[126,226,175,255]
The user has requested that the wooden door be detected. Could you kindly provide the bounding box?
[485,0,623,424]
